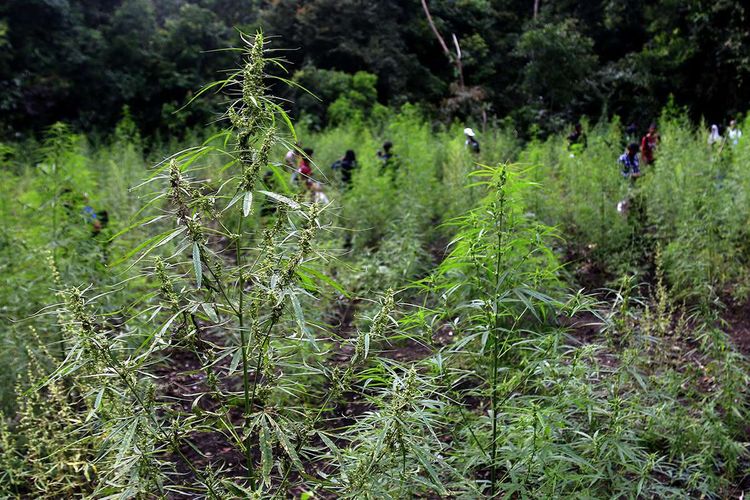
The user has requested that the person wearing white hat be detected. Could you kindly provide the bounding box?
[707,124,722,147]
[464,127,480,154]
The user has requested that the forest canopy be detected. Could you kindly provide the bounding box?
[1,0,749,137]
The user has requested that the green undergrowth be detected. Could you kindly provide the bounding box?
[0,35,748,498]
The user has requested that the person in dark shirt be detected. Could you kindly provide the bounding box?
[624,122,638,148]
[640,123,659,165]
[567,123,587,151]
[626,122,638,138]
[464,127,480,154]
[332,150,357,186]
[377,141,400,176]
[377,141,394,163]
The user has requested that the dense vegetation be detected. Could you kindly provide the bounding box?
[2,0,750,137]
[0,33,748,498]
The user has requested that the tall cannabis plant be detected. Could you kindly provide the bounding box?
[427,164,571,495]
[31,32,333,497]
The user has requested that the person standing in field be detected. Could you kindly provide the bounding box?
[567,123,587,151]
[285,143,300,168]
[332,150,357,187]
[286,143,301,184]
[309,181,330,205]
[377,141,394,163]
[618,143,641,179]
[464,127,480,154]
[626,122,638,140]
[727,119,742,146]
[377,141,399,175]
[624,122,638,147]
[707,124,722,147]
[297,148,314,188]
[640,123,659,165]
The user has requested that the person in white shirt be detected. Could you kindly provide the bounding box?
[708,124,722,147]
[727,119,742,146]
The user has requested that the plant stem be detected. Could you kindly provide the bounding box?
[235,216,256,487]
[248,320,275,414]
[490,170,507,497]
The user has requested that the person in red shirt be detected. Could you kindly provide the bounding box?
[297,148,314,187]
[640,123,659,165]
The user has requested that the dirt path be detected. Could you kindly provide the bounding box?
[722,298,750,356]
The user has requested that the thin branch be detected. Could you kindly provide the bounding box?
[421,0,451,58]
[421,0,465,92]
[451,33,465,90]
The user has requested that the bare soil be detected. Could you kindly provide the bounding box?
[722,297,750,356]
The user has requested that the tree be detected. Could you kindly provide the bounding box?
[291,67,384,128]
[514,19,598,125]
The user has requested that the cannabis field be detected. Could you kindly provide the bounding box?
[1,36,749,499]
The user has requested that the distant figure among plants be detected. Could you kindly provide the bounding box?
[623,122,639,149]
[296,147,314,187]
[331,149,357,186]
[640,123,659,165]
[377,140,399,175]
[61,189,108,236]
[625,122,638,142]
[292,147,331,203]
[567,123,587,152]
[377,141,394,163]
[285,142,301,168]
[309,181,330,205]
[464,127,480,154]
[85,206,109,236]
[707,124,722,147]
[727,119,742,146]
[618,143,641,179]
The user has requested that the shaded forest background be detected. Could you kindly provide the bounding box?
[1,0,749,138]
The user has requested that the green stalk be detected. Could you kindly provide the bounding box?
[50,161,67,359]
[235,215,256,487]
[490,276,500,497]
[490,170,507,497]
[248,320,276,414]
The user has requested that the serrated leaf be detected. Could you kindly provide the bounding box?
[258,190,300,210]
[289,293,307,336]
[260,417,273,486]
[412,445,447,495]
[192,242,202,289]
[224,190,245,213]
[228,348,241,375]
[289,294,319,351]
[242,190,253,217]
[201,302,219,323]
[317,432,343,466]
[86,387,106,422]
[270,418,303,470]
[297,265,350,297]
[111,228,178,267]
